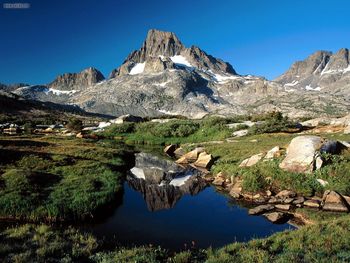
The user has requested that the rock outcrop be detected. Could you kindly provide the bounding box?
[49,67,105,91]
[279,136,324,173]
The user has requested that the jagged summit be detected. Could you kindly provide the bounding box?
[275,48,350,93]
[8,31,350,119]
[110,29,236,78]
[49,67,105,91]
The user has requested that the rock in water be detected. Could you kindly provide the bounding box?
[248,204,274,215]
[279,136,324,173]
[264,212,288,223]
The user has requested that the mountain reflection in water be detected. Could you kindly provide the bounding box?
[127,152,207,211]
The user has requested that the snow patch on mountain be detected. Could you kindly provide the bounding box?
[45,88,77,96]
[170,55,193,68]
[129,62,146,75]
[305,85,321,91]
[284,80,299,87]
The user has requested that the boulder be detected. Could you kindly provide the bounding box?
[293,196,305,204]
[174,147,186,158]
[194,152,214,169]
[322,190,349,212]
[212,172,225,186]
[264,146,280,159]
[177,147,205,163]
[303,199,321,208]
[344,125,350,134]
[212,177,225,186]
[268,196,279,204]
[175,156,189,165]
[164,144,177,155]
[343,196,350,206]
[248,204,274,215]
[264,212,288,223]
[275,204,291,211]
[279,136,324,173]
[283,198,294,204]
[232,129,248,137]
[113,114,143,124]
[239,153,264,167]
[275,190,296,199]
[229,180,243,197]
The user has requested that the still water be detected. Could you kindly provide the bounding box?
[84,152,294,250]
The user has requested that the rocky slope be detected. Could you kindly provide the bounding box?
[6,30,350,118]
[275,49,350,96]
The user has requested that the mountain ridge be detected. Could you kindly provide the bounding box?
[2,29,349,119]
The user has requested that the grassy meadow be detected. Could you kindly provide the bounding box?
[0,135,131,221]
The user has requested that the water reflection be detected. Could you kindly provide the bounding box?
[127,152,207,211]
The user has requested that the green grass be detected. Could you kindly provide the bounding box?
[1,215,350,262]
[204,133,350,196]
[206,215,350,263]
[0,136,129,221]
[102,117,235,145]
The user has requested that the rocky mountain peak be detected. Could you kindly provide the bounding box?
[143,29,184,58]
[110,29,236,78]
[324,48,349,72]
[49,67,105,91]
[275,50,332,84]
[275,48,350,94]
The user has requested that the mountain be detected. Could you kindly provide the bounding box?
[7,30,350,118]
[0,89,108,124]
[275,49,350,95]
[49,67,105,91]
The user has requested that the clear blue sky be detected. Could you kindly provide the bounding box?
[0,0,349,85]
